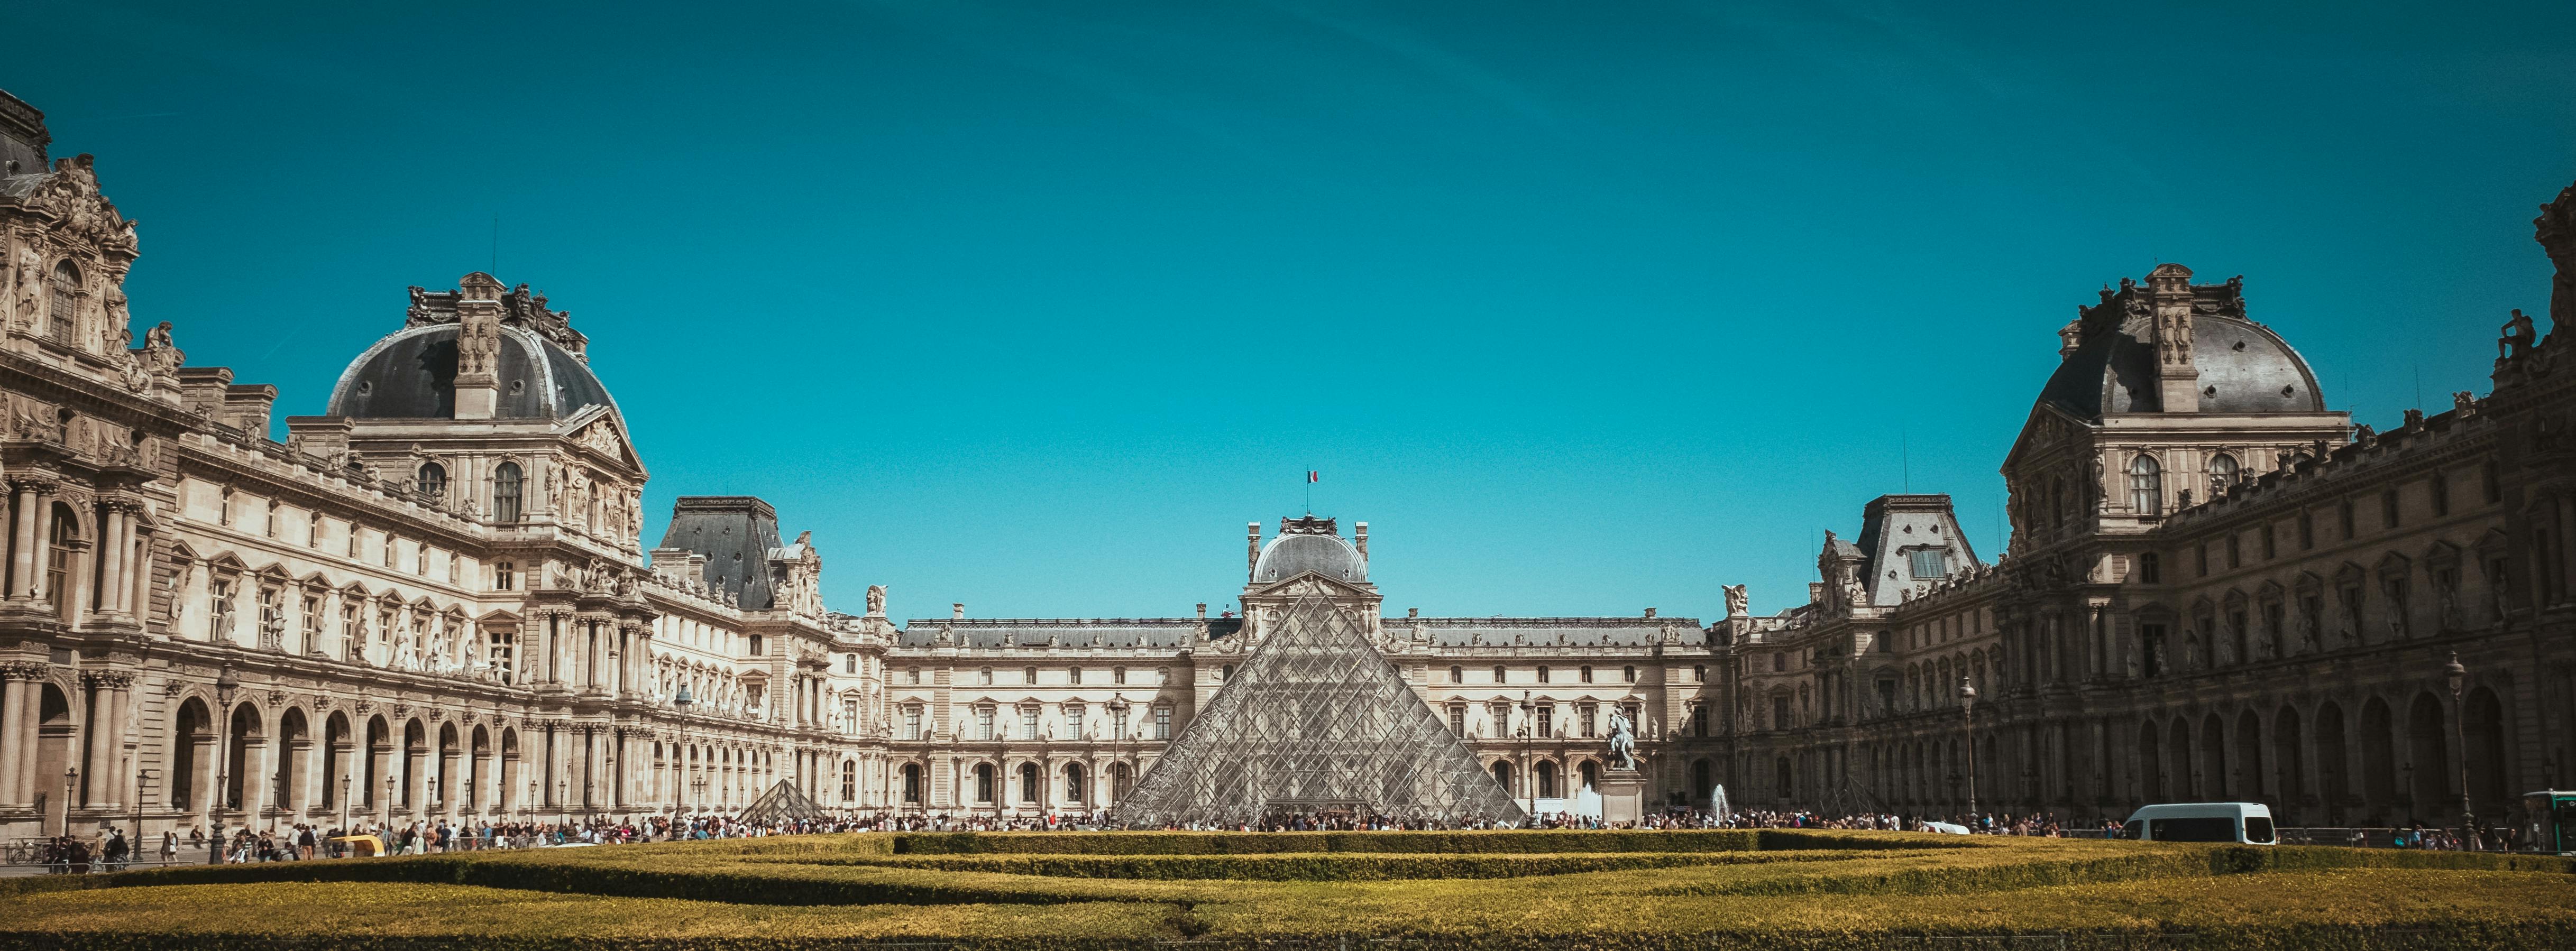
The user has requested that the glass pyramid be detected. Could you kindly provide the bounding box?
[1117,595,1527,827]
[736,778,831,824]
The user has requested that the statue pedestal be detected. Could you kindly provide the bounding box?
[1597,768,1646,825]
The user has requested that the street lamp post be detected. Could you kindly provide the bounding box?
[2444,652,2474,839]
[1518,690,1535,819]
[672,687,692,827]
[340,774,352,836]
[61,767,76,838]
[211,664,239,854]
[132,763,150,864]
[203,664,239,864]
[1106,694,1130,816]
[1960,677,1979,820]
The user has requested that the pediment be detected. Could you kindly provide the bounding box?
[556,406,641,471]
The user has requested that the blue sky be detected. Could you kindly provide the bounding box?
[8,1,2572,620]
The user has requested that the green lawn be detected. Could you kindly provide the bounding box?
[2,830,2570,949]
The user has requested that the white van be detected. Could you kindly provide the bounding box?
[2117,802,2276,845]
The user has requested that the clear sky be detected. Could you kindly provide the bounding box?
[8,2,2572,621]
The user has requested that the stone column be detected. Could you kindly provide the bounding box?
[0,666,34,807]
[29,487,56,608]
[81,674,115,807]
[7,481,40,599]
[372,740,393,826]
[98,505,127,616]
[286,738,315,817]
[434,740,455,819]
[239,726,270,823]
[103,673,133,810]
[124,531,150,619]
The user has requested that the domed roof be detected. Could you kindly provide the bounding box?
[2038,268,2325,420]
[326,324,615,421]
[1253,530,1368,585]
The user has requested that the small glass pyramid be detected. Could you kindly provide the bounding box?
[736,778,832,824]
[1117,595,1526,827]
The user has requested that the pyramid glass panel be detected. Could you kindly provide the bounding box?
[1117,596,1526,827]
[736,778,832,824]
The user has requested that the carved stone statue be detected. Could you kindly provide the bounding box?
[1722,584,1748,619]
[2501,309,2539,360]
[8,244,37,328]
[1606,706,1638,771]
[141,321,182,374]
[865,584,886,616]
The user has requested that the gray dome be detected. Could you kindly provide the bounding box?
[1253,532,1368,584]
[327,325,615,421]
[2039,315,2323,419]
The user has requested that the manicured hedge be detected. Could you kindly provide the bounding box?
[882,828,1956,855]
[808,848,1899,881]
[3,846,2574,950]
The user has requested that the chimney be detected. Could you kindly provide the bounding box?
[951,603,964,620]
[1246,521,1262,580]
[2147,263,2201,412]
[1406,607,1419,618]
[1195,603,1206,620]
[452,273,505,420]
[1643,607,1657,618]
[1354,521,1369,561]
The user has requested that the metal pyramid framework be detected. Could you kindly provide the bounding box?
[1117,595,1527,827]
[736,778,831,824]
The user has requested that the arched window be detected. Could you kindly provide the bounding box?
[973,763,994,802]
[1491,760,1514,795]
[1536,761,1558,799]
[1064,762,1085,804]
[902,763,923,803]
[491,462,523,522]
[1018,762,1041,803]
[2129,454,2163,515]
[48,260,79,344]
[2208,452,2239,487]
[840,760,856,802]
[416,461,447,501]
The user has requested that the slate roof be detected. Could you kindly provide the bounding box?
[894,617,1236,649]
[1253,532,1367,585]
[658,496,783,609]
[1390,616,1709,648]
[2038,279,2324,420]
[327,325,613,422]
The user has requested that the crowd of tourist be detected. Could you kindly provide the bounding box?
[12,806,2544,873]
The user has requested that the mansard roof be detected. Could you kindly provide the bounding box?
[2037,269,2325,420]
[1847,494,1981,607]
[1392,616,1709,648]
[893,616,1236,649]
[658,496,784,610]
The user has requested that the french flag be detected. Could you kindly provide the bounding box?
[1307,470,1319,483]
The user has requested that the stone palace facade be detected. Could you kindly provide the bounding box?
[0,85,2569,841]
